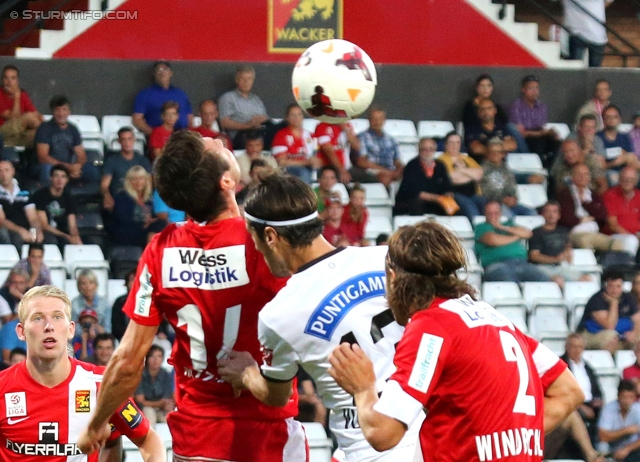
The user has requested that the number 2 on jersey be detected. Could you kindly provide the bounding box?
[176,304,242,371]
[500,330,536,416]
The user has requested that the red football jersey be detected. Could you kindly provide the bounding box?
[313,122,351,168]
[0,358,149,461]
[0,90,37,126]
[374,296,566,462]
[271,127,315,162]
[124,217,296,420]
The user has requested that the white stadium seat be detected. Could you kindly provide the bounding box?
[101,115,146,150]
[582,350,618,376]
[431,216,474,241]
[398,144,418,164]
[303,118,320,133]
[521,281,565,313]
[364,216,392,241]
[82,139,104,157]
[513,215,545,231]
[361,183,393,207]
[349,118,369,135]
[0,245,20,269]
[0,269,9,286]
[506,153,547,176]
[383,119,418,144]
[107,279,128,307]
[301,422,333,462]
[516,184,547,209]
[615,350,636,370]
[481,282,526,310]
[393,215,431,230]
[68,115,102,141]
[619,123,633,134]
[417,120,455,139]
[544,122,571,140]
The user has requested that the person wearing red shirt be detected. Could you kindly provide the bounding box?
[78,132,306,462]
[322,194,351,247]
[190,99,232,149]
[0,285,164,461]
[148,101,178,162]
[604,166,640,238]
[272,104,320,184]
[329,221,584,461]
[0,65,41,147]
[314,122,360,183]
[341,184,369,246]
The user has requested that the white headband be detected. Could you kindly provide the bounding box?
[244,211,319,226]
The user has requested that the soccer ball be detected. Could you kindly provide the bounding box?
[291,39,377,124]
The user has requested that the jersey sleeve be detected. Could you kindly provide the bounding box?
[271,130,289,158]
[314,123,333,146]
[258,316,300,382]
[523,334,567,390]
[123,239,163,326]
[108,398,151,441]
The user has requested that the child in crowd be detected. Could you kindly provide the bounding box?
[149,101,179,162]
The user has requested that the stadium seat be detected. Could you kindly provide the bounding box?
[599,374,621,404]
[582,350,618,376]
[570,249,602,278]
[495,306,528,333]
[544,123,571,140]
[481,282,526,310]
[301,422,333,462]
[107,279,127,310]
[364,216,392,241]
[458,247,483,289]
[0,245,20,269]
[109,245,143,279]
[564,280,600,330]
[82,139,104,158]
[101,115,146,148]
[68,115,102,141]
[64,279,80,301]
[521,281,565,313]
[393,215,431,230]
[367,205,393,222]
[361,183,393,207]
[0,269,9,286]
[541,337,567,356]
[63,244,110,277]
[530,306,569,341]
[512,215,545,231]
[383,119,418,144]
[431,216,474,241]
[417,120,455,139]
[349,118,369,134]
[50,269,65,290]
[398,144,418,164]
[615,350,636,370]
[506,153,547,177]
[619,123,633,134]
[303,118,320,132]
[516,184,547,209]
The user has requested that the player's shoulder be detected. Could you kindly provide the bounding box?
[0,362,27,391]
[72,358,106,380]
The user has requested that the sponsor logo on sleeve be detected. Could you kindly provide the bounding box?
[162,246,249,290]
[304,271,386,340]
[5,392,26,417]
[407,333,443,394]
[75,390,91,413]
[119,400,143,429]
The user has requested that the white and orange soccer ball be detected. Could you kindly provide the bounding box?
[291,39,377,124]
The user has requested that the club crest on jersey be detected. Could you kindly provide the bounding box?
[261,345,274,367]
[75,390,91,413]
[5,392,26,417]
[304,271,386,340]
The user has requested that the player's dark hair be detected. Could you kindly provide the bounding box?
[603,268,625,282]
[154,130,229,223]
[244,173,323,249]
[2,64,19,77]
[94,332,116,347]
[386,221,474,326]
[619,379,636,394]
[49,95,70,111]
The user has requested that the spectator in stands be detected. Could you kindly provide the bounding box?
[148,100,179,162]
[578,269,640,353]
[597,105,637,185]
[34,95,100,186]
[439,132,486,222]
[570,114,607,161]
[598,380,640,460]
[466,97,518,162]
[0,160,42,249]
[110,270,135,342]
[562,0,611,68]
[0,319,25,364]
[632,272,640,309]
[0,268,28,322]
[340,184,369,246]
[604,167,640,254]
[393,137,454,216]
[558,163,631,254]
[32,165,82,249]
[296,369,327,425]
[132,60,192,134]
[135,345,175,429]
[190,100,232,149]
[109,166,167,248]
[623,340,640,397]
[577,80,612,130]
[314,166,339,220]
[236,158,274,206]
[475,200,550,283]
[314,121,360,183]
[271,103,319,184]
[218,65,271,149]
[322,193,351,247]
[630,112,640,159]
[462,74,529,154]
[546,413,605,462]
[71,268,111,333]
[551,139,608,195]
[529,201,591,289]
[236,131,278,189]
[9,242,51,289]
[72,308,104,361]
[152,189,186,224]
[560,333,603,442]
[8,347,25,365]
[480,138,535,218]
[88,332,116,367]
[375,233,389,245]
[101,127,152,211]
[509,75,560,168]
[0,64,41,147]
[351,106,403,186]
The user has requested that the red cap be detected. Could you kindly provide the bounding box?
[79,309,98,321]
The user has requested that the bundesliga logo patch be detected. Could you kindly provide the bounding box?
[5,392,27,417]
[75,390,90,413]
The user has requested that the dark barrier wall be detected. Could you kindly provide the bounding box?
[2,58,639,126]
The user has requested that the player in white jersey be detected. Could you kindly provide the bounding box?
[218,173,422,462]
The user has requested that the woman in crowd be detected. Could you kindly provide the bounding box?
[71,268,111,332]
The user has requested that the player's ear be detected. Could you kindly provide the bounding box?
[15,322,26,341]
[68,320,76,340]
[264,227,279,247]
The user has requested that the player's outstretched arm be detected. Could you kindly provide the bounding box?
[329,343,407,452]
[218,350,293,407]
[78,320,158,454]
[543,368,585,434]
[131,427,167,462]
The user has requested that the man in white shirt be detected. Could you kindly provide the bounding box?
[562,0,613,67]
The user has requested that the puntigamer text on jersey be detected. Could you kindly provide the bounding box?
[162,246,250,290]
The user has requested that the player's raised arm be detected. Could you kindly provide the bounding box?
[543,368,585,433]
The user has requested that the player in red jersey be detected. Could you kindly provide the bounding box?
[79,133,306,462]
[329,222,585,462]
[0,285,164,462]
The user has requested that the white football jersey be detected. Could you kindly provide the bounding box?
[259,246,421,461]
